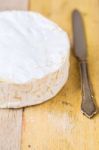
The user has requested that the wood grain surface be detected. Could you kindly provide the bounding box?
[21,0,99,150]
[0,0,29,10]
[0,109,22,150]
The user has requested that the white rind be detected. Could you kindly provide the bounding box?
[0,59,69,108]
[0,11,70,108]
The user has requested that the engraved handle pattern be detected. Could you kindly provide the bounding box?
[80,62,96,118]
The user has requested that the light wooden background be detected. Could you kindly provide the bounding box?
[21,0,99,150]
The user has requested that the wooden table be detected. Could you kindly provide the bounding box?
[21,0,99,149]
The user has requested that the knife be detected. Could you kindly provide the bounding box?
[72,10,97,118]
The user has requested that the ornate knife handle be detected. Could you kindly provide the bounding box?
[80,61,96,118]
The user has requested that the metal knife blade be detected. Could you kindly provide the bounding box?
[72,10,87,61]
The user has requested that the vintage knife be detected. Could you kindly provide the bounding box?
[72,10,97,118]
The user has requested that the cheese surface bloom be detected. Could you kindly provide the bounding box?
[0,11,70,108]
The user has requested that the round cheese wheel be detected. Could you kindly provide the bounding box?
[0,11,70,108]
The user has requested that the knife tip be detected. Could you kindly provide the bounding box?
[72,9,80,18]
[73,9,79,13]
[72,9,80,25]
